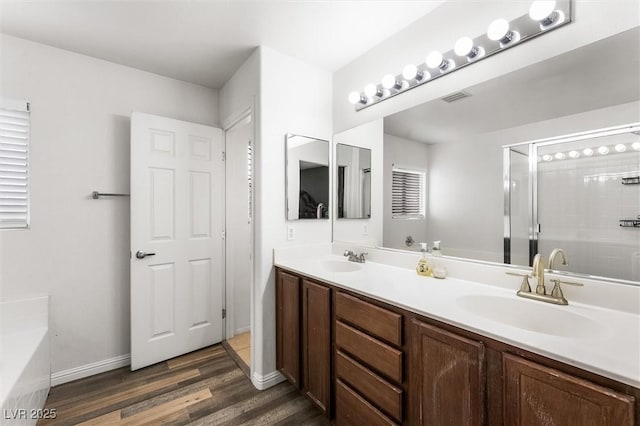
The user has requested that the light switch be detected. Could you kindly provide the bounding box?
[362,223,368,235]
[287,225,296,241]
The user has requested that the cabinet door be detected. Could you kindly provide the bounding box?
[276,270,300,387]
[504,354,634,426]
[302,279,331,414]
[410,319,485,425]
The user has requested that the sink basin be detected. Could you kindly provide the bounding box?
[456,294,602,338]
[321,260,362,273]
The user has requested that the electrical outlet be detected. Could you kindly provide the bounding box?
[287,225,296,241]
[362,223,368,235]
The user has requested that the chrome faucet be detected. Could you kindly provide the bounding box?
[316,203,325,219]
[344,250,367,263]
[548,248,568,270]
[507,250,583,305]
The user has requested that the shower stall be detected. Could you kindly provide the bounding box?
[503,123,640,282]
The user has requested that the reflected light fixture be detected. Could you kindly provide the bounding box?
[347,0,572,111]
[529,0,565,30]
[364,83,383,99]
[402,64,429,82]
[348,91,367,105]
[583,148,594,156]
[597,146,609,155]
[487,19,520,47]
[382,74,408,91]
[542,154,553,161]
[454,37,485,61]
[554,152,566,160]
[426,51,455,73]
[614,143,627,152]
[568,150,580,158]
[633,142,640,151]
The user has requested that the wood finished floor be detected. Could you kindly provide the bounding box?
[38,344,329,426]
[226,332,250,366]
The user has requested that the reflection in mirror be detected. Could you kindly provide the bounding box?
[504,129,640,282]
[285,134,329,220]
[336,144,372,219]
[334,27,640,284]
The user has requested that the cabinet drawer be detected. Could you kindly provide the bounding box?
[336,379,398,426]
[336,350,403,422]
[336,291,402,346]
[336,321,403,383]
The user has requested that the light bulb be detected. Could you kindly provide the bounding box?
[402,64,418,80]
[348,91,363,105]
[632,142,640,150]
[554,152,566,160]
[614,144,627,152]
[364,84,380,98]
[583,148,594,156]
[568,150,580,159]
[529,1,556,21]
[426,51,444,69]
[454,37,474,57]
[542,154,553,162]
[487,19,510,41]
[598,146,609,155]
[382,74,397,90]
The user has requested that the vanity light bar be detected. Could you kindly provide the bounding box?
[348,0,572,111]
[538,142,640,162]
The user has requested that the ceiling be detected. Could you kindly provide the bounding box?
[384,28,640,144]
[0,0,444,89]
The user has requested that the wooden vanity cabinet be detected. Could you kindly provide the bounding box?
[503,354,634,426]
[276,270,301,387]
[302,279,332,415]
[275,269,332,415]
[409,318,486,426]
[275,267,639,426]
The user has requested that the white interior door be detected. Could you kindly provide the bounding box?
[130,112,224,370]
[225,114,252,338]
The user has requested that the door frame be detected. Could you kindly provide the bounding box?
[223,107,255,343]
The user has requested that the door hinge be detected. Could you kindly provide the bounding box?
[222,308,226,319]
[222,230,226,240]
[222,151,226,162]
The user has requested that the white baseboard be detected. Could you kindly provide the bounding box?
[234,326,250,335]
[51,354,130,387]
[251,370,285,390]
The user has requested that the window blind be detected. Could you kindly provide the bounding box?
[0,104,30,229]
[392,167,425,219]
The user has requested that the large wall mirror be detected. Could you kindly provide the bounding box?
[336,143,372,219]
[333,27,640,284]
[286,134,330,220]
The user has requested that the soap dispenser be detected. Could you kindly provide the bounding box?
[416,243,432,277]
[430,240,447,279]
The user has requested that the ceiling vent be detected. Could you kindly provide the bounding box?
[441,91,471,103]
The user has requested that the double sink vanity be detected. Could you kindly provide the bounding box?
[274,244,639,425]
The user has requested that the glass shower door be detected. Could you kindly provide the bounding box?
[504,146,533,266]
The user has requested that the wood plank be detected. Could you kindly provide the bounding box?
[167,345,226,369]
[119,388,211,425]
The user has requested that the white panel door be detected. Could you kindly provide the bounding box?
[130,112,224,370]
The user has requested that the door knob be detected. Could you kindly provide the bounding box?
[136,251,156,259]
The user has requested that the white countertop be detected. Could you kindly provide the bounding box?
[274,252,640,388]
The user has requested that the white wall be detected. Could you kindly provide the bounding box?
[220,46,333,388]
[0,34,219,375]
[333,119,383,245]
[333,0,640,133]
[383,133,428,250]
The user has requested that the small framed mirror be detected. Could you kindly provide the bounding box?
[336,143,372,219]
[285,134,330,220]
